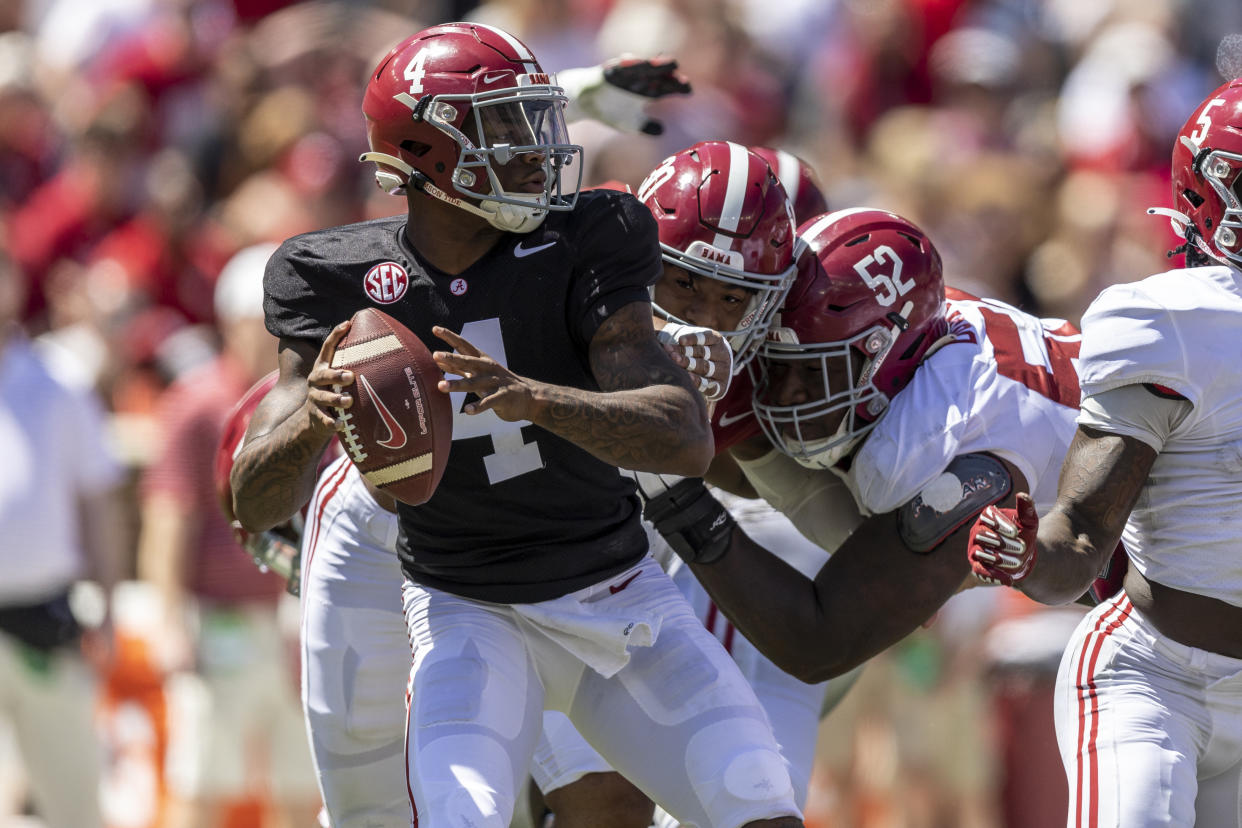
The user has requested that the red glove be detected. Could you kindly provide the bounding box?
[967,493,1039,586]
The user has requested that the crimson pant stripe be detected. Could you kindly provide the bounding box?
[1073,592,1133,827]
[303,456,352,580]
[405,675,418,828]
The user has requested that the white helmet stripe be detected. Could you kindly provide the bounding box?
[712,141,752,250]
[775,149,800,205]
[471,23,538,73]
[800,207,876,242]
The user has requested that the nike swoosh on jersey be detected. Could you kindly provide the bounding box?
[359,374,408,450]
[716,409,752,428]
[514,240,557,258]
[609,571,642,594]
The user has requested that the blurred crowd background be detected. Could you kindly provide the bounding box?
[1,0,1240,826]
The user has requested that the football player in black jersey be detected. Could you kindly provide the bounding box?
[230,22,804,828]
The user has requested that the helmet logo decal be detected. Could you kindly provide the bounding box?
[450,278,468,296]
[403,49,429,95]
[637,156,677,203]
[364,262,410,304]
[853,246,913,307]
[1189,98,1226,147]
[358,373,408,450]
[686,240,742,269]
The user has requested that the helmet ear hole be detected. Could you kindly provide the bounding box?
[400,140,432,158]
[1183,188,1205,208]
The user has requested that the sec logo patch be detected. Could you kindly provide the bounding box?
[364,262,409,304]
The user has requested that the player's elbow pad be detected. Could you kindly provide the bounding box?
[641,477,736,564]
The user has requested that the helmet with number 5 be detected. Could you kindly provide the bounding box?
[753,208,949,469]
[637,140,797,369]
[360,23,582,233]
[1151,77,1242,267]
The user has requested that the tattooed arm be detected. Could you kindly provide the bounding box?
[433,300,712,476]
[230,323,355,532]
[1019,426,1157,604]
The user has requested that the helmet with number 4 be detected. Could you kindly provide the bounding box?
[637,140,797,369]
[748,146,829,225]
[753,208,948,469]
[1152,78,1242,267]
[361,22,582,233]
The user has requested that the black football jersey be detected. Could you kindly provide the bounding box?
[264,190,661,603]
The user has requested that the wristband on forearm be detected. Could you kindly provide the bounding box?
[641,477,736,564]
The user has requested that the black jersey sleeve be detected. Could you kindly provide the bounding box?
[263,232,359,344]
[566,190,662,347]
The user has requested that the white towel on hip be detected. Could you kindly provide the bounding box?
[512,593,661,679]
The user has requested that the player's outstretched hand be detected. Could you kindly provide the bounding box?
[658,323,733,401]
[432,325,538,421]
[602,55,692,99]
[558,56,691,135]
[309,320,354,431]
[968,493,1039,587]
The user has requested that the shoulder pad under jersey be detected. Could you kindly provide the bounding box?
[895,453,1012,553]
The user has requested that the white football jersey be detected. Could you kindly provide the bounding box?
[847,291,1081,517]
[1078,265,1242,608]
[742,291,1082,551]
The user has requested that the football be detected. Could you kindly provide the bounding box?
[330,308,453,506]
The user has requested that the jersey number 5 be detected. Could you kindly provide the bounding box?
[447,318,544,484]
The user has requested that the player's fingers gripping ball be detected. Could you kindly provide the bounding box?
[329,308,453,506]
[968,494,1039,586]
[658,323,733,401]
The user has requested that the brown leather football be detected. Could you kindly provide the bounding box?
[330,308,452,506]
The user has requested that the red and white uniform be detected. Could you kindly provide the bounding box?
[711,370,762,453]
[847,290,1081,516]
[1054,266,1242,827]
[741,290,1082,529]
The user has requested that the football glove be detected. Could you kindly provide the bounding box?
[558,56,691,135]
[658,322,733,401]
[967,493,1038,587]
[640,476,736,565]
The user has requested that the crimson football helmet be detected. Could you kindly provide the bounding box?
[748,146,828,225]
[753,209,949,469]
[1150,78,1242,267]
[360,23,582,233]
[637,140,797,368]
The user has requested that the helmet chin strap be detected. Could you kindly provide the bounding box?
[788,419,874,471]
[359,151,546,233]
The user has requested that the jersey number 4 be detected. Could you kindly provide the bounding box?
[448,318,544,484]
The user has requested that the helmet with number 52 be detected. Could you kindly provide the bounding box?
[753,208,949,469]
[361,22,583,233]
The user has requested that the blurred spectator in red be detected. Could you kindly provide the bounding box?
[136,243,319,828]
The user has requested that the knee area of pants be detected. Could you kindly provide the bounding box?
[439,787,508,828]
[684,721,796,822]
[721,747,794,803]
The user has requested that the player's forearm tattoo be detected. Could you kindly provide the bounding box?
[1057,427,1156,541]
[230,369,334,530]
[541,302,709,471]
[231,421,328,528]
